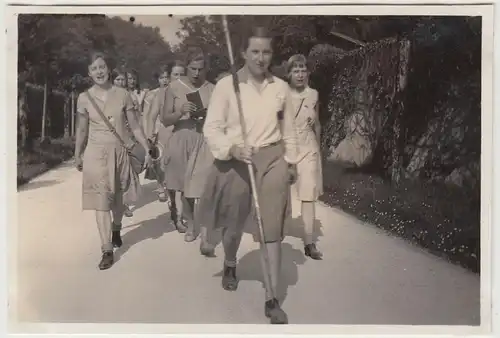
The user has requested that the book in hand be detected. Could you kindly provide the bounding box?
[186,91,206,119]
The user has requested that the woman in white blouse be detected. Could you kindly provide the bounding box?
[286,54,323,260]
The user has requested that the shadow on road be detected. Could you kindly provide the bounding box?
[114,211,176,263]
[242,216,324,244]
[130,181,164,212]
[202,214,324,260]
[17,179,61,192]
[212,243,306,304]
[283,217,324,242]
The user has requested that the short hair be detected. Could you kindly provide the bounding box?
[87,51,111,68]
[112,66,127,81]
[240,25,275,52]
[154,64,170,79]
[126,68,138,78]
[170,59,186,71]
[184,46,205,66]
[125,68,140,90]
[286,54,309,75]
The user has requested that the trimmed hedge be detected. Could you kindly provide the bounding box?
[17,137,75,187]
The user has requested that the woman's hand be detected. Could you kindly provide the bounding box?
[144,152,153,170]
[306,117,315,128]
[75,156,83,172]
[229,145,254,164]
[288,164,298,184]
[180,102,198,116]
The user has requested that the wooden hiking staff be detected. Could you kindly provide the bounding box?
[221,16,275,300]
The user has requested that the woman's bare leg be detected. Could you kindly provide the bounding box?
[168,190,187,232]
[198,199,215,256]
[111,193,125,248]
[95,210,114,270]
[301,201,322,259]
[123,204,133,217]
[157,182,167,202]
[183,196,197,242]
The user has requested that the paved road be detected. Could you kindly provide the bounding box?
[11,161,480,327]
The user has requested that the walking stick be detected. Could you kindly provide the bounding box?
[221,16,275,300]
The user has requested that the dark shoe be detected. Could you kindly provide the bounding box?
[221,265,238,291]
[200,241,215,257]
[170,212,178,226]
[184,230,197,242]
[176,218,187,233]
[158,190,167,203]
[112,230,122,248]
[98,251,114,270]
[265,298,288,324]
[169,205,181,230]
[305,243,323,260]
[124,206,133,217]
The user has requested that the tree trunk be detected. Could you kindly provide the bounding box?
[64,95,70,138]
[391,37,411,184]
[41,74,48,142]
[18,97,28,150]
[71,91,75,137]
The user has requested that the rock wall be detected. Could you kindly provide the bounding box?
[311,38,400,168]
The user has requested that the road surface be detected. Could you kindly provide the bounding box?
[11,161,480,328]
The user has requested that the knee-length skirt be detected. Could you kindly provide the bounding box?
[163,122,199,192]
[196,142,291,243]
[184,132,214,199]
[82,142,141,211]
[293,151,324,201]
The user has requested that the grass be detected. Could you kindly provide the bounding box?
[319,160,480,274]
[17,137,75,187]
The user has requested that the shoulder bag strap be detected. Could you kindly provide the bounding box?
[85,91,128,149]
[295,98,306,119]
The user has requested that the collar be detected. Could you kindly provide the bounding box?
[237,66,274,84]
[290,86,311,98]
[177,76,209,91]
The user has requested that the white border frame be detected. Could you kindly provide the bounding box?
[3,1,495,337]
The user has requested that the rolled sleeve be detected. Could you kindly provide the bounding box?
[281,88,299,164]
[203,80,233,161]
[76,93,88,117]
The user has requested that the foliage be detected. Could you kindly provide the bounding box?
[320,162,480,273]
[106,17,174,88]
[18,14,116,89]
[17,137,75,187]
[310,37,400,160]
[314,17,481,181]
[18,14,174,92]
[400,17,481,180]
[174,15,340,78]
[23,84,68,142]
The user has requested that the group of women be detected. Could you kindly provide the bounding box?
[74,46,323,271]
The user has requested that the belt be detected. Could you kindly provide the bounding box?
[254,140,282,152]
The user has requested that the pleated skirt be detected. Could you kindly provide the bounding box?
[82,142,140,211]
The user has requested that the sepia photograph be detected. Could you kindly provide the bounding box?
[8,3,494,335]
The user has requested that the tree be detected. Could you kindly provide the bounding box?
[18,14,113,141]
[18,14,174,141]
[174,15,368,72]
[106,17,174,87]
